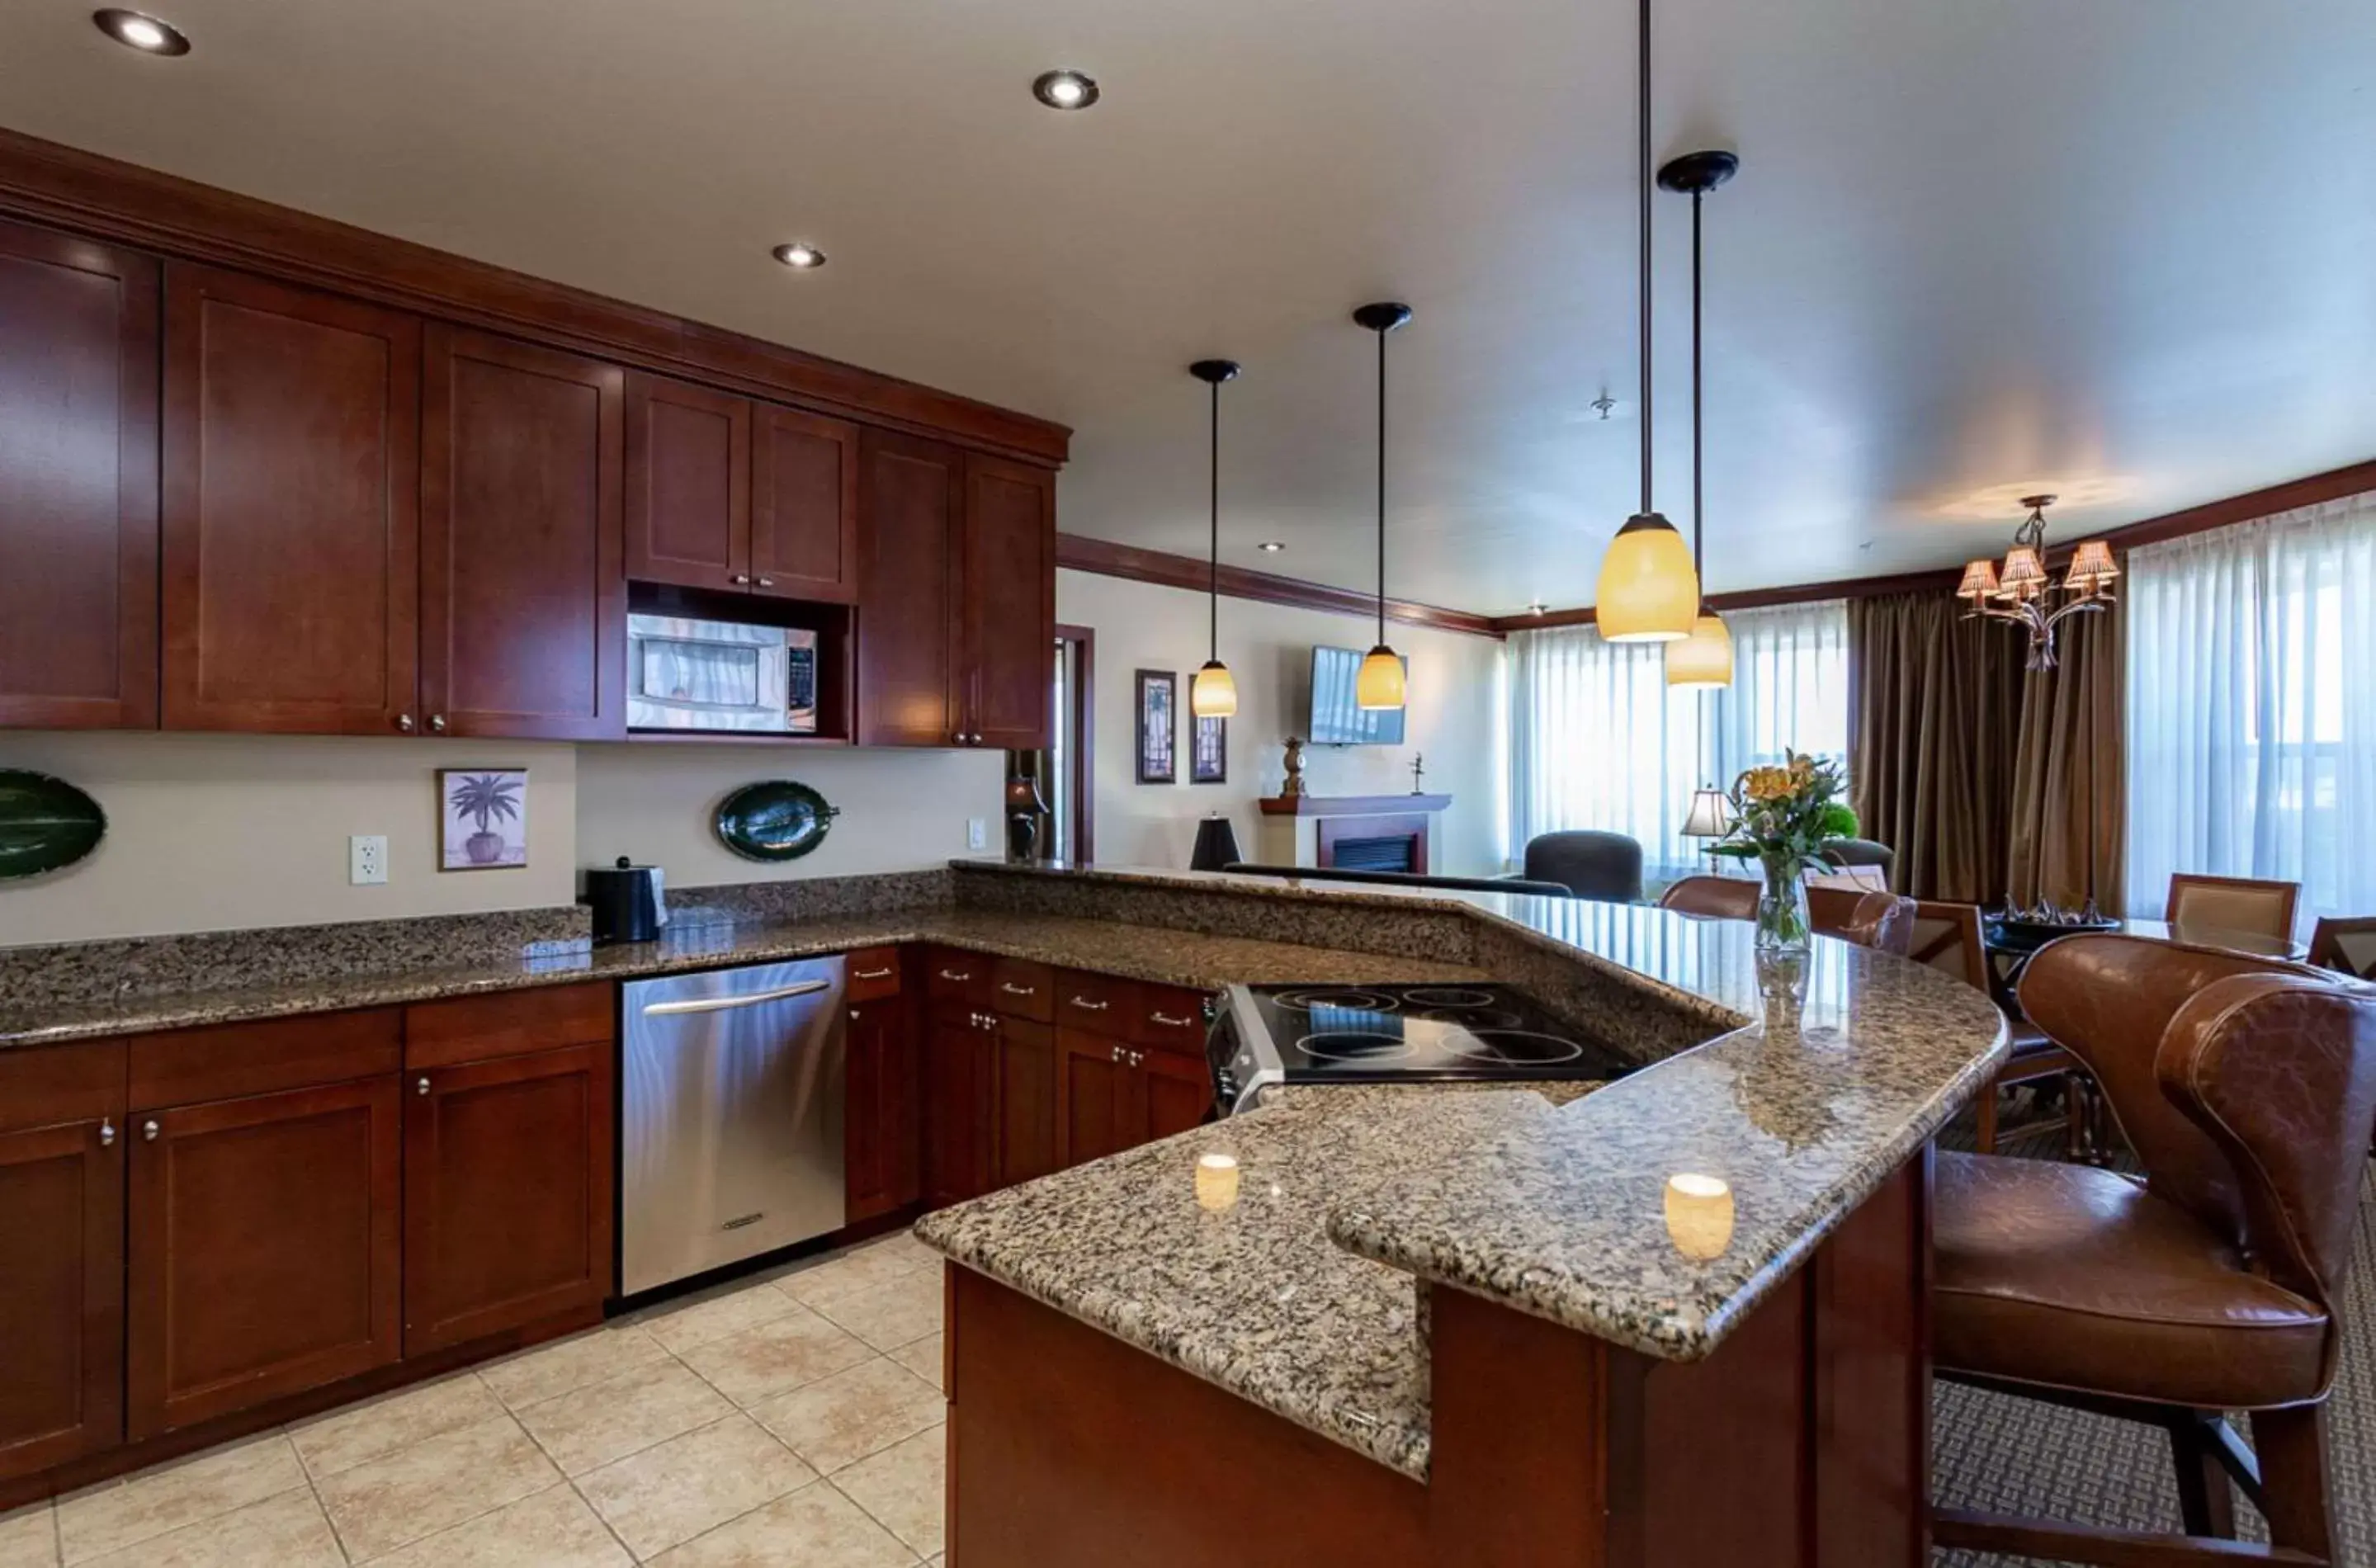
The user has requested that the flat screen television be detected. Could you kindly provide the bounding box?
[1307,645,1407,745]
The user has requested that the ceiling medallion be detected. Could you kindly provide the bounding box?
[1955,495,2119,671]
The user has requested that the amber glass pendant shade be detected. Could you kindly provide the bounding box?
[1665,608,1734,688]
[1191,659,1238,718]
[1355,645,1406,711]
[1596,513,1699,642]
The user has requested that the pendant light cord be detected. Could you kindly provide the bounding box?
[1208,377,1220,660]
[1637,0,1654,518]
[1376,325,1388,645]
[1690,185,1703,582]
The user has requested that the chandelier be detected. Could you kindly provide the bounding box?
[1955,494,2118,671]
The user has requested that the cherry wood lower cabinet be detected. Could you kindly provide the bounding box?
[1054,1032,1213,1169]
[0,1043,127,1484]
[923,1003,997,1210]
[127,1075,404,1439]
[846,993,922,1222]
[991,1017,1059,1189]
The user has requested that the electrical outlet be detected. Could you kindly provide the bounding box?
[966,818,990,852]
[349,834,388,886]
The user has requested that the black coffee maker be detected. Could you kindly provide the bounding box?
[584,857,668,945]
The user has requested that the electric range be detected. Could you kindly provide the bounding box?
[1203,981,1636,1117]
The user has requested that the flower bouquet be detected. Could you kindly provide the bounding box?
[1707,751,1856,953]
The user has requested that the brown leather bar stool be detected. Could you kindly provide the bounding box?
[1806,885,1917,956]
[1656,874,1760,921]
[1931,934,2376,1566]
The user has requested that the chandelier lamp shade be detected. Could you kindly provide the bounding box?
[1955,494,2119,671]
[1353,301,1413,711]
[1188,358,1243,719]
[1658,147,1740,689]
[1594,0,1700,644]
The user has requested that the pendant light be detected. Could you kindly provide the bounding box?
[1660,149,1739,689]
[1593,0,1699,643]
[1353,301,1412,711]
[1188,359,1242,718]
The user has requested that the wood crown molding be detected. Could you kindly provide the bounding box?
[1056,533,1502,639]
[1486,457,2376,632]
[0,128,1069,468]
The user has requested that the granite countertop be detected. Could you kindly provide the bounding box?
[0,907,1484,1050]
[914,1084,1590,1480]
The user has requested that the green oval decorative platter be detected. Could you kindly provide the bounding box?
[714,780,841,862]
[0,769,107,880]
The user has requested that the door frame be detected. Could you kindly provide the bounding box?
[1056,623,1096,862]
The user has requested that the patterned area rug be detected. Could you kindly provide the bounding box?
[1929,1112,2374,1566]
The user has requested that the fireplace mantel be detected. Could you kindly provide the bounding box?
[1254,794,1453,873]
[1258,792,1453,818]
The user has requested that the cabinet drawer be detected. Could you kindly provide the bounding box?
[0,1039,126,1135]
[404,981,614,1070]
[1131,986,1212,1054]
[846,947,905,1003]
[989,958,1054,1023]
[1055,970,1135,1033]
[129,1008,402,1112]
[926,947,989,1009]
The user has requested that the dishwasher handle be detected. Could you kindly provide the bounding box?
[640,980,831,1017]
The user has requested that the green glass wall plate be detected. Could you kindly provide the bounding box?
[714,780,841,862]
[0,769,106,880]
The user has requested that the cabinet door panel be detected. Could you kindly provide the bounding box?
[751,404,858,602]
[846,994,920,1222]
[161,264,420,734]
[961,454,1055,750]
[1055,1031,1131,1169]
[1140,1048,1215,1145]
[923,1006,993,1209]
[0,219,158,730]
[0,1119,124,1482]
[129,1076,401,1438]
[422,328,626,739]
[624,373,749,592]
[992,1017,1057,1189]
[857,431,961,746]
[404,1043,612,1355]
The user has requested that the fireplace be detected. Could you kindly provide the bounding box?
[1255,792,1452,874]
[1325,831,1419,874]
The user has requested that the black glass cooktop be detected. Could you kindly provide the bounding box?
[1244,983,1633,1083]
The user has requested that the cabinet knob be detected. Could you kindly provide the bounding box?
[428,714,447,734]
[849,1008,860,1021]
[730,573,751,585]
[756,577,775,588]
[1110,1044,1123,1063]
[99,1119,116,1147]
[1131,1051,1145,1067]
[142,1119,159,1142]
[394,713,415,733]
[418,1076,432,1096]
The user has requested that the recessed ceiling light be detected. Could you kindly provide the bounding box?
[1032,69,1099,111]
[93,8,189,54]
[1256,541,1287,554]
[770,243,827,271]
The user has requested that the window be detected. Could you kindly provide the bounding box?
[1506,600,1850,874]
[2124,492,2376,933]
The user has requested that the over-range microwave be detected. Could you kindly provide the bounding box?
[626,613,819,734]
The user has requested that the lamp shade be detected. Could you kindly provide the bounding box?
[1956,558,2000,601]
[1681,786,1736,838]
[1665,610,1733,689]
[1997,545,2046,599]
[2065,538,2118,593]
[1355,645,1406,711]
[1594,512,1698,642]
[1189,814,1242,872]
[1191,660,1238,718]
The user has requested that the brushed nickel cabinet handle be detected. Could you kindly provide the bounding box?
[730,573,750,585]
[1069,996,1110,1012]
[999,982,1036,997]
[1110,1044,1123,1063]
[939,968,972,983]
[1130,1051,1145,1067]
[142,1119,159,1142]
[395,713,415,732]
[428,714,447,733]
[99,1119,116,1147]
[855,967,895,980]
[757,576,775,588]
[1150,1012,1193,1028]
[418,1076,432,1095]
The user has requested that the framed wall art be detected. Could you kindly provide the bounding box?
[1136,670,1177,784]
[1192,714,1226,785]
[439,767,528,871]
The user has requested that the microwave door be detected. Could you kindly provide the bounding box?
[628,617,792,732]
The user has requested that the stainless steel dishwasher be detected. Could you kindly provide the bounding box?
[620,956,846,1295]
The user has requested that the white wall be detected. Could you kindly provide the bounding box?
[0,732,1004,947]
[1056,569,1508,875]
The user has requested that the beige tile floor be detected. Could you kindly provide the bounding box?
[0,1232,949,1567]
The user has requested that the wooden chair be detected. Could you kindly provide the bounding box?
[1931,935,2376,1567]
[2307,915,2376,980]
[1656,875,1759,921]
[1806,886,1917,956]
[2165,873,2300,945]
[1909,900,2080,1155]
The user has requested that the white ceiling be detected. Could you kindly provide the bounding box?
[4,0,2372,616]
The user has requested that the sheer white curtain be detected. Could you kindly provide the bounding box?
[2124,491,2376,933]
[1507,600,1849,872]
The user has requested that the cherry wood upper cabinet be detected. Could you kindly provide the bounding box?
[961,455,1056,750]
[403,1040,613,1356]
[623,372,750,593]
[0,1043,126,1484]
[421,328,626,740]
[127,1074,402,1438]
[857,430,964,746]
[0,219,159,731]
[161,264,422,734]
[751,404,860,602]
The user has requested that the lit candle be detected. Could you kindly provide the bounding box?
[1665,1173,1734,1261]
[1195,1152,1241,1211]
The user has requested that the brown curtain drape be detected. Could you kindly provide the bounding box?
[1849,588,2123,908]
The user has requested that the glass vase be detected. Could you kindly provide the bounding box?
[1755,851,1814,955]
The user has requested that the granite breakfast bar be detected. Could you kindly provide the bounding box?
[915,867,2011,1568]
